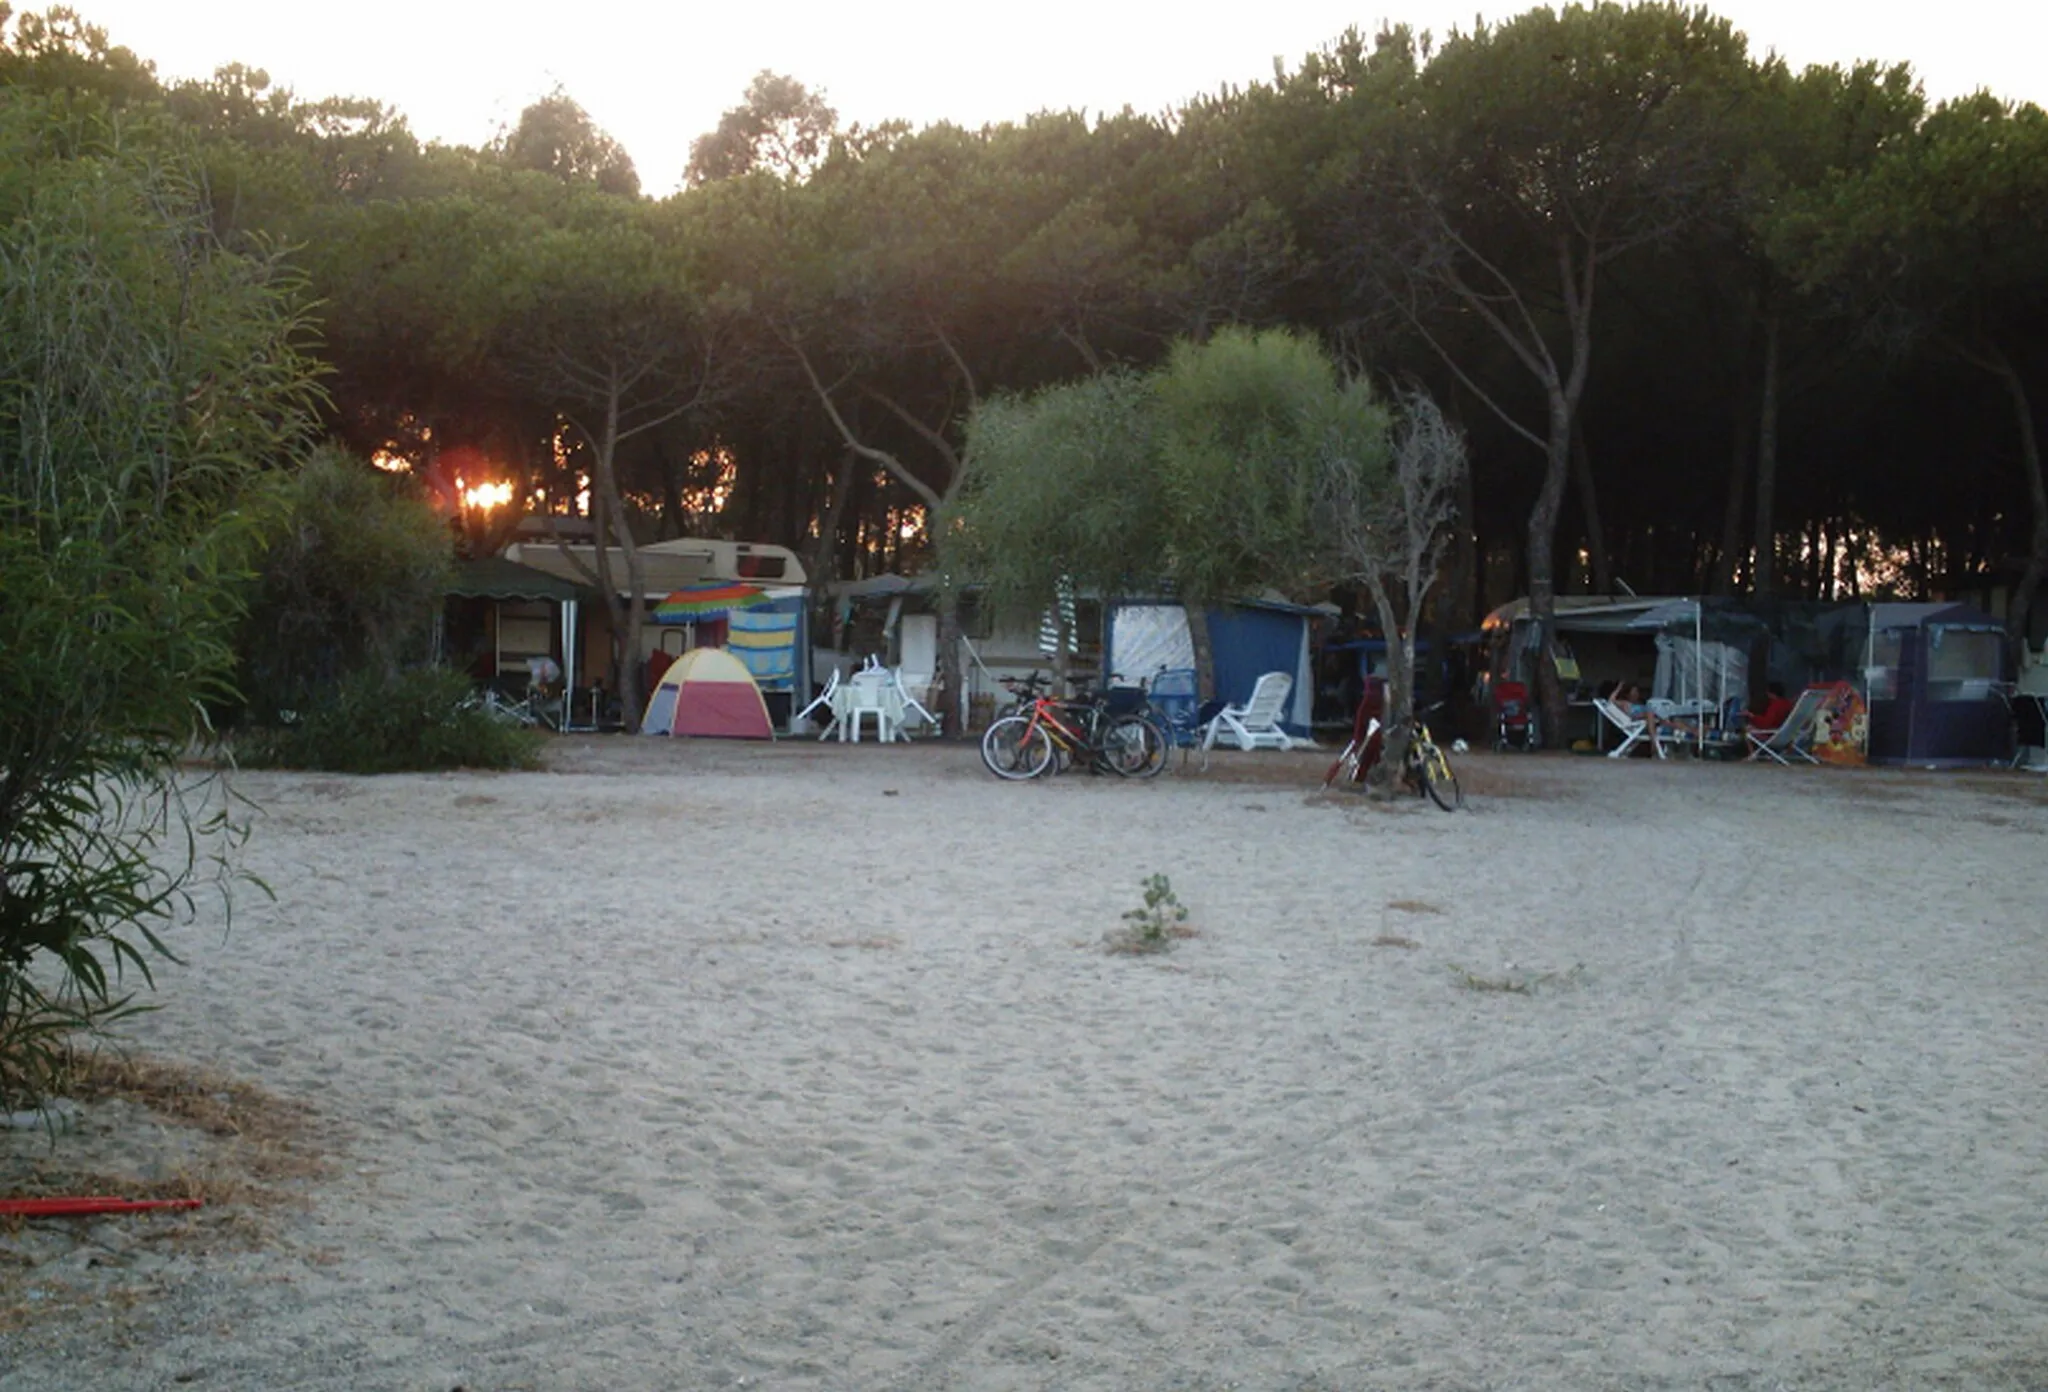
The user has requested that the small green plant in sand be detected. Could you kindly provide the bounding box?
[1448,962,1586,995]
[1110,873,1193,954]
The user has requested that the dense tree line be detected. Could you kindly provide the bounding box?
[7,3,2046,717]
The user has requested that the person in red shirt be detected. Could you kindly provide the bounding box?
[1751,683,1795,732]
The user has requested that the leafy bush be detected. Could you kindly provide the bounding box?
[1,128,320,1110]
[241,667,544,774]
[238,446,454,722]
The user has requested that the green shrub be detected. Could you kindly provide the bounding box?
[237,446,453,723]
[240,667,545,774]
[2,136,320,1111]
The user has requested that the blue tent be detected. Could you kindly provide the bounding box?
[1104,599,1318,736]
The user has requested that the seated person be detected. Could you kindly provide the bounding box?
[1750,683,1795,733]
[1611,681,1647,715]
[525,654,562,693]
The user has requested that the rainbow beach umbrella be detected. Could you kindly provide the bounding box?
[652,582,772,624]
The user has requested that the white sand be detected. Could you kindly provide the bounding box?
[4,740,2047,1390]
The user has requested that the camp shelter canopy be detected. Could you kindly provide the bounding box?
[447,556,590,602]
[832,573,925,599]
[1480,595,1669,634]
[1625,599,1767,726]
[445,558,590,696]
[1485,595,1870,695]
[501,538,806,598]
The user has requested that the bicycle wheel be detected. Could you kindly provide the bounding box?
[980,716,1054,780]
[1136,716,1173,777]
[1417,741,1462,811]
[1103,715,1168,778]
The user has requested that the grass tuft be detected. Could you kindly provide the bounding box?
[1447,963,1586,995]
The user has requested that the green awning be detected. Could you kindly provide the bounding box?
[447,556,591,602]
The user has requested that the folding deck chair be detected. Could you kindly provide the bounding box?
[1745,686,1828,765]
[1592,697,1670,759]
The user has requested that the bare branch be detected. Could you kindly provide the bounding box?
[781,328,946,513]
[861,386,962,482]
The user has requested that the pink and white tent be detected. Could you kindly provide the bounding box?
[640,647,773,739]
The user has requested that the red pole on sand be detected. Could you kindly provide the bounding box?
[0,1197,203,1217]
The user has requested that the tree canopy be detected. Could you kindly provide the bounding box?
[947,327,1388,696]
[6,0,2048,671]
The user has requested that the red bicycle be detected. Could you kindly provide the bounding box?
[979,674,1166,780]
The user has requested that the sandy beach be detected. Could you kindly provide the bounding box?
[4,738,2046,1391]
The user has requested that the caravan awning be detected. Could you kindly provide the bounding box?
[1481,595,1671,634]
[447,557,591,603]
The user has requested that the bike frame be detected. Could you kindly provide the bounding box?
[1021,693,1095,756]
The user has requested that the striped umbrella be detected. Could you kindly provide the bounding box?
[652,582,772,624]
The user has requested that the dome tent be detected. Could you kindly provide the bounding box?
[640,647,773,740]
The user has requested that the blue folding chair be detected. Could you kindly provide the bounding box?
[1148,668,1201,746]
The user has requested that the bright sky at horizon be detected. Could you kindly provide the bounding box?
[64,1,2048,194]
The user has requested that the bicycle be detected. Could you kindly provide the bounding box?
[1400,701,1462,811]
[980,674,1166,780]
[1099,672,1175,778]
[1323,693,1461,811]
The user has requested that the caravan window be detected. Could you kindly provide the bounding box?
[496,602,553,669]
[1926,627,2002,701]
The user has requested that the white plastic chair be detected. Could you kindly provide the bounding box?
[837,670,897,743]
[797,669,842,739]
[1200,672,1296,753]
[891,668,936,733]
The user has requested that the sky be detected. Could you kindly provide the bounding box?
[64,1,2048,195]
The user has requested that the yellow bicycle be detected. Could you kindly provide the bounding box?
[1399,703,1462,811]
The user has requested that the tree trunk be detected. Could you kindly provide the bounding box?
[588,392,649,733]
[935,590,965,738]
[1361,578,1413,799]
[1528,405,1576,747]
[1751,314,1782,597]
[588,483,625,712]
[1186,603,1218,706]
[805,451,858,588]
[1713,381,1750,595]
[1526,231,1595,747]
[1570,423,1612,593]
[1451,462,1479,628]
[1983,344,2048,653]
